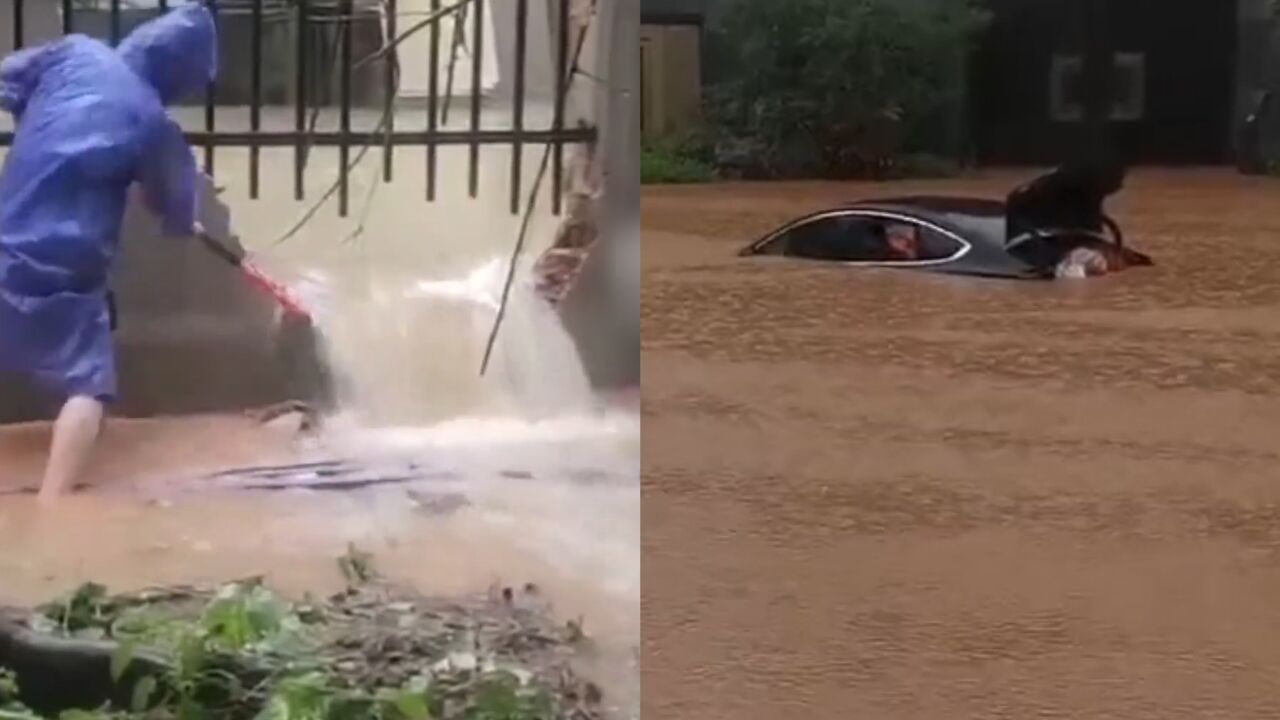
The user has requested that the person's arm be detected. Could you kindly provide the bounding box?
[136,114,202,237]
[0,44,52,118]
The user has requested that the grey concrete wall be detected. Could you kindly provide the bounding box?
[556,0,640,389]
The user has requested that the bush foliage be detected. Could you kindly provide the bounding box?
[0,562,595,720]
[640,135,717,185]
[703,0,990,179]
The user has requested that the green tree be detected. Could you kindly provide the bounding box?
[705,0,989,178]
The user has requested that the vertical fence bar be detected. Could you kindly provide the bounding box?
[426,0,440,200]
[467,0,484,197]
[159,0,168,10]
[109,0,121,44]
[61,0,71,34]
[294,0,309,200]
[508,0,527,215]
[12,0,23,50]
[382,0,396,182]
[203,2,217,175]
[338,0,353,217]
[203,96,216,177]
[551,0,569,216]
[249,0,263,199]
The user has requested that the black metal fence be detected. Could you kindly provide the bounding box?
[2,0,595,216]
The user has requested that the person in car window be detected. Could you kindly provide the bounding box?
[884,223,921,260]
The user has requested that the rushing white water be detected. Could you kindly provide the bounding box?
[292,255,595,427]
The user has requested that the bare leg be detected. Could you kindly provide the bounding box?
[37,395,104,506]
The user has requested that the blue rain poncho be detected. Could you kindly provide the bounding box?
[0,5,217,403]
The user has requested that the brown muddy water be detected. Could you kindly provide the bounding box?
[0,410,640,711]
[642,168,1280,719]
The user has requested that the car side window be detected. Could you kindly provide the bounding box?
[911,224,965,261]
[760,214,962,262]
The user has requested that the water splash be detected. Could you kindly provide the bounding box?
[329,411,639,453]
[299,256,594,428]
[405,258,505,311]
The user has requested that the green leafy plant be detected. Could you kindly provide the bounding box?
[469,673,555,720]
[0,669,21,706]
[201,583,289,652]
[0,668,40,720]
[42,583,116,635]
[5,565,587,720]
[95,582,315,719]
[640,139,721,181]
[252,674,439,720]
[255,673,332,720]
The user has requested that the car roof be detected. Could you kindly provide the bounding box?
[848,195,1007,217]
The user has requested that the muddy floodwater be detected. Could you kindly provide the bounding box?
[0,408,640,702]
[642,169,1280,719]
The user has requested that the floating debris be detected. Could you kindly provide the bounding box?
[405,491,471,516]
[187,460,459,493]
[0,553,610,719]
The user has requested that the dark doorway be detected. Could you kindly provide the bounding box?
[971,0,1236,164]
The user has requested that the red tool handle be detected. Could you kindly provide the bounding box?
[240,260,311,321]
[196,231,311,323]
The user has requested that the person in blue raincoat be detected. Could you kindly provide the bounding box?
[0,4,217,504]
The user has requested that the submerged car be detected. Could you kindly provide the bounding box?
[738,164,1153,279]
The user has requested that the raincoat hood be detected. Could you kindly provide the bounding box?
[117,4,218,105]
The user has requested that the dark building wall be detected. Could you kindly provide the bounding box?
[1235,0,1280,160]
[641,0,719,24]
[972,0,1237,165]
[638,0,1244,165]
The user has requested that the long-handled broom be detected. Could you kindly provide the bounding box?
[194,230,312,324]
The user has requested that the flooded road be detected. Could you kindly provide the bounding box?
[642,169,1280,719]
